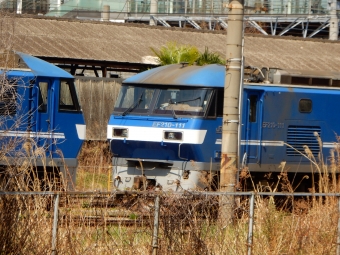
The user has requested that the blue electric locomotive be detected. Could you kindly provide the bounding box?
[107,63,340,191]
[0,52,86,190]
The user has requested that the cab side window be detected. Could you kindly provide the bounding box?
[38,82,48,113]
[204,89,223,118]
[59,80,80,111]
[249,95,258,122]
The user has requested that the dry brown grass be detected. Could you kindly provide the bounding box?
[76,141,112,191]
[1,191,339,255]
[0,139,340,254]
[55,139,340,254]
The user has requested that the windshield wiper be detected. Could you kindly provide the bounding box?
[122,92,144,116]
[167,99,178,119]
[176,96,201,104]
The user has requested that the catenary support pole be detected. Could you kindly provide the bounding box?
[152,196,160,255]
[16,0,22,14]
[150,0,158,26]
[102,5,110,22]
[329,0,339,40]
[220,0,244,224]
[51,194,60,255]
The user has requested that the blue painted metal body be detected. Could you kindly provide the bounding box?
[110,116,220,162]
[108,64,340,190]
[0,52,85,184]
[241,85,340,172]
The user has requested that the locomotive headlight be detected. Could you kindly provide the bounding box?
[168,132,175,139]
[164,131,183,141]
[113,128,128,138]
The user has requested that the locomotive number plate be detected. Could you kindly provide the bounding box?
[262,122,284,128]
[152,122,186,128]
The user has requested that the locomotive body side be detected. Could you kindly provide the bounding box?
[240,84,340,190]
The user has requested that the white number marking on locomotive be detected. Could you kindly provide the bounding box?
[152,122,186,128]
[262,122,284,128]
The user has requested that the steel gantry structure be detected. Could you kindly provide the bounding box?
[2,0,339,39]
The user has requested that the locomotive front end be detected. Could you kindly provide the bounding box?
[107,64,225,191]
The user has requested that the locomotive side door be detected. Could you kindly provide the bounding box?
[34,78,84,159]
[243,90,264,165]
[52,79,84,160]
[34,78,55,155]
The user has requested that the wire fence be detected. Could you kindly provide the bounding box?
[1,190,340,254]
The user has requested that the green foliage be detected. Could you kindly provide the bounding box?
[151,42,200,65]
[196,47,226,65]
[151,42,225,66]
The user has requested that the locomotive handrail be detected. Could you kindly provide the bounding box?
[33,84,39,133]
[245,98,250,160]
[50,82,55,153]
[241,152,247,169]
[257,94,265,164]
[178,143,188,160]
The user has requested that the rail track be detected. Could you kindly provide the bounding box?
[55,192,157,227]
[51,191,221,227]
[60,214,153,227]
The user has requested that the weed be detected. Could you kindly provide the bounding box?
[129,213,138,220]
[77,140,112,191]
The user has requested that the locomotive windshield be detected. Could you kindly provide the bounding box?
[114,85,213,117]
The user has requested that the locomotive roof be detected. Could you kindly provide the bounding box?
[0,52,73,79]
[123,64,225,87]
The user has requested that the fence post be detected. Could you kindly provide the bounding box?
[51,194,60,255]
[247,192,255,255]
[337,195,340,255]
[152,195,160,255]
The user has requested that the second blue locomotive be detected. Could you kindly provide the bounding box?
[107,64,340,191]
